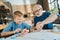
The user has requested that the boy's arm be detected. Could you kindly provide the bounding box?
[1,28,21,37]
[1,22,21,37]
[25,21,35,32]
[24,22,35,32]
[30,26,35,32]
[1,31,15,37]
[1,22,13,37]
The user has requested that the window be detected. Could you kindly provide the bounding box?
[48,0,58,13]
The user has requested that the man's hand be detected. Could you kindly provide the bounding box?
[36,22,44,32]
[20,29,29,37]
[13,28,21,34]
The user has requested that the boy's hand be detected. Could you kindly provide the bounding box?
[20,29,29,37]
[30,27,35,32]
[13,28,21,34]
[36,22,44,32]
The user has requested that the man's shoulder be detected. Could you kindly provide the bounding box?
[43,11,51,16]
[43,11,51,14]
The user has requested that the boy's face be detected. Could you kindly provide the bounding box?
[14,15,23,24]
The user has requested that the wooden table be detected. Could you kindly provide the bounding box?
[47,29,60,34]
[3,30,60,40]
[0,24,6,30]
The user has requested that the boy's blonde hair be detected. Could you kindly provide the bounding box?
[14,11,23,17]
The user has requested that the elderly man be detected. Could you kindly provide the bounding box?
[32,4,58,31]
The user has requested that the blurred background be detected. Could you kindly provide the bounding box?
[0,0,60,32]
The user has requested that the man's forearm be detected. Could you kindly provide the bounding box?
[42,14,58,24]
[1,31,15,37]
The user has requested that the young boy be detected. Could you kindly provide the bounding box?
[1,11,31,37]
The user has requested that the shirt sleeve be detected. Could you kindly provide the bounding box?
[23,22,32,30]
[57,14,60,16]
[2,22,13,32]
[45,12,51,17]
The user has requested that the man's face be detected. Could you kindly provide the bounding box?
[33,5,43,17]
[14,15,23,24]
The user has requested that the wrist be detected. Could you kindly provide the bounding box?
[13,31,16,34]
[41,21,45,25]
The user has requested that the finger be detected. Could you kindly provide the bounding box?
[21,30,29,37]
[37,28,42,32]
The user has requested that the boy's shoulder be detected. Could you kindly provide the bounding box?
[21,22,30,25]
[21,22,27,24]
[8,21,15,25]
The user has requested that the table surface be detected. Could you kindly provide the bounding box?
[0,25,6,30]
[47,29,60,34]
[0,30,60,40]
